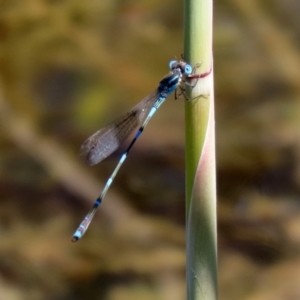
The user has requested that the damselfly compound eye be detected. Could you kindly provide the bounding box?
[169,60,177,70]
[184,64,192,75]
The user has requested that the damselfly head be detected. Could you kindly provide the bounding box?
[169,60,192,76]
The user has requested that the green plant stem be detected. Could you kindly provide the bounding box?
[184,0,217,299]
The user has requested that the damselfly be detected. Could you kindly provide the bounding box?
[72,59,203,242]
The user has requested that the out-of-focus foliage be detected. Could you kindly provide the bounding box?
[1,0,300,299]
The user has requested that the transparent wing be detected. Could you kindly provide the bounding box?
[79,91,159,166]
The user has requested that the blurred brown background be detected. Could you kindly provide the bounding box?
[1,0,300,299]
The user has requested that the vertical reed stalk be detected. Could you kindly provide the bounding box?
[184,0,217,299]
